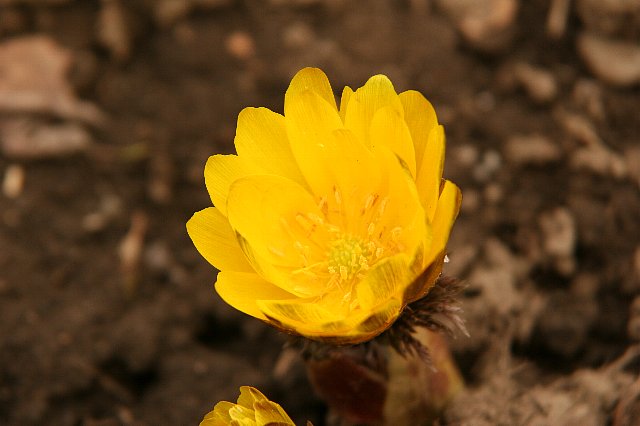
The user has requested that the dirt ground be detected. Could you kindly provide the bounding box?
[1,0,639,425]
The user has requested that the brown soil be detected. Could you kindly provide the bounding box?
[1,1,639,425]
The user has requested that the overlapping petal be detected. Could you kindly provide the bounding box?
[200,386,295,426]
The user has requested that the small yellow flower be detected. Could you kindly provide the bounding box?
[201,386,295,426]
[187,68,461,344]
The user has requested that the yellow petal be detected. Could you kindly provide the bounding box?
[285,67,337,112]
[356,297,403,336]
[339,86,353,122]
[215,271,296,321]
[187,207,253,272]
[254,400,295,425]
[356,254,410,310]
[284,90,345,198]
[258,298,342,330]
[226,174,330,296]
[234,107,306,186]
[372,147,430,266]
[423,180,461,268]
[344,74,403,147]
[237,385,267,408]
[399,90,438,174]
[228,405,256,423]
[200,402,234,426]
[415,125,445,221]
[370,106,417,177]
[204,154,252,216]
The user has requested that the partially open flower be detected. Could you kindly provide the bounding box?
[187,68,461,344]
[200,386,295,426]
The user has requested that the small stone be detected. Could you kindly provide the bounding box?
[154,0,233,27]
[436,0,518,53]
[571,144,627,179]
[225,31,255,61]
[513,62,558,104]
[2,164,25,199]
[577,32,640,87]
[460,188,480,213]
[282,21,315,50]
[472,150,502,182]
[539,207,576,275]
[454,144,479,167]
[1,118,92,160]
[484,183,503,204]
[97,0,132,62]
[504,134,562,166]
[546,0,571,38]
[0,36,105,125]
[572,79,606,122]
[555,109,602,147]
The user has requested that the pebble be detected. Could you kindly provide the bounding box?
[0,36,106,126]
[504,134,562,166]
[154,0,233,27]
[225,31,255,61]
[512,62,558,104]
[571,144,627,179]
[555,109,602,147]
[572,79,605,122]
[472,150,502,182]
[2,164,25,199]
[539,207,576,275]
[97,0,132,62]
[282,21,315,50]
[436,0,518,53]
[546,0,571,38]
[577,32,640,87]
[0,118,92,160]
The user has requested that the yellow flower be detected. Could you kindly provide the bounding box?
[201,386,295,426]
[187,68,461,344]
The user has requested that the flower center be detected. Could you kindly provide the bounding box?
[327,235,375,283]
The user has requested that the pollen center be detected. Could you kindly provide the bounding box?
[327,235,374,283]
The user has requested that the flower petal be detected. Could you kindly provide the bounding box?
[371,147,430,269]
[254,400,295,425]
[370,106,417,177]
[356,254,410,310]
[424,180,461,268]
[204,154,252,216]
[215,271,296,321]
[339,86,353,122]
[234,107,306,186]
[285,67,337,112]
[186,207,253,272]
[226,174,330,296]
[200,401,234,426]
[356,297,403,336]
[415,125,445,221]
[258,298,342,330]
[237,386,270,410]
[399,90,438,173]
[284,89,345,197]
[344,74,403,147]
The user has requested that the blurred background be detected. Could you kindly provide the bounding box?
[0,0,639,425]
